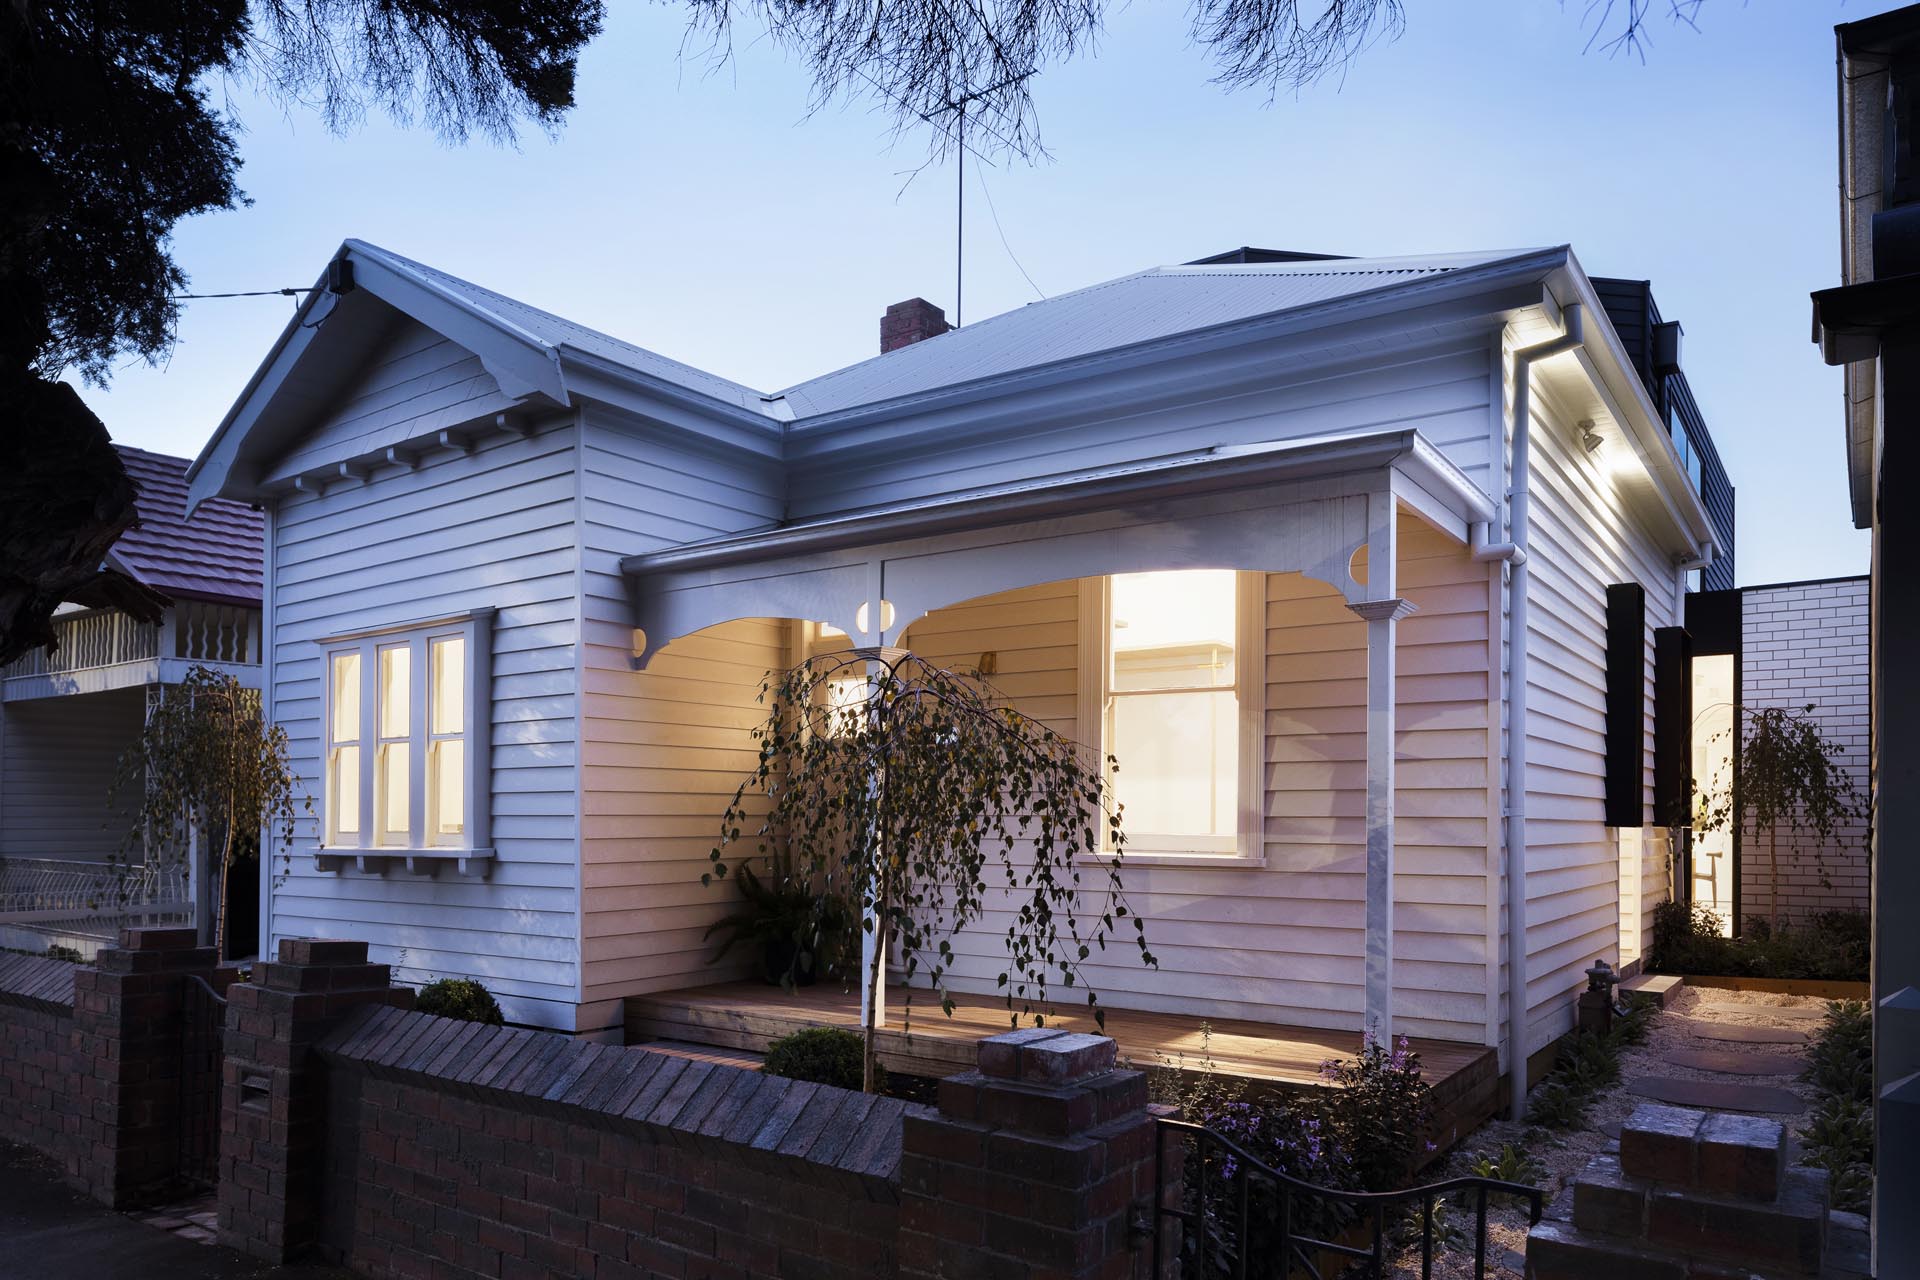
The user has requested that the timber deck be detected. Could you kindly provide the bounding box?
[625,981,1499,1151]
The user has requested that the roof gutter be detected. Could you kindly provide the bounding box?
[1503,302,1587,1124]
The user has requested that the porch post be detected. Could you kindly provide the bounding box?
[1348,597,1416,1043]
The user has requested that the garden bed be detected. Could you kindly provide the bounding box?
[1679,974,1870,999]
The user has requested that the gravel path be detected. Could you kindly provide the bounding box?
[1385,983,1829,1279]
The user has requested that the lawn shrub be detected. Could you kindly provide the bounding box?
[414,977,504,1025]
[1649,902,1868,982]
[1526,1000,1652,1130]
[761,1026,881,1092]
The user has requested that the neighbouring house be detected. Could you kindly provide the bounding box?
[1683,576,1871,934]
[1811,4,1920,1269]
[0,445,263,958]
[186,238,1731,1133]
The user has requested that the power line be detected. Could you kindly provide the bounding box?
[169,287,312,301]
[975,158,1044,302]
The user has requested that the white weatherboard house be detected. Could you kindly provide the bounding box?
[187,241,1723,1119]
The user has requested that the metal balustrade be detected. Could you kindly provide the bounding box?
[0,856,189,915]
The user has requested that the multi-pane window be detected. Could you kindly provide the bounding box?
[1080,570,1264,861]
[321,611,490,855]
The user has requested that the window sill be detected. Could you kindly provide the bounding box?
[1079,850,1266,870]
[313,846,494,877]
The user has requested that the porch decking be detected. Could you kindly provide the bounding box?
[625,981,1500,1150]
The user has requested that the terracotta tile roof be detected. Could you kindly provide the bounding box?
[112,445,262,606]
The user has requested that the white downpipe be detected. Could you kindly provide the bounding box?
[1673,542,1714,619]
[1470,522,1528,566]
[1505,304,1586,1123]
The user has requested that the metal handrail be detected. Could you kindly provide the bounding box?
[1151,1117,1544,1280]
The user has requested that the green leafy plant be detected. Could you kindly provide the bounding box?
[1606,997,1655,1050]
[704,857,852,987]
[43,944,83,964]
[1693,704,1863,933]
[108,666,309,957]
[1527,1078,1592,1131]
[1650,902,1868,982]
[762,1026,881,1093]
[1316,1035,1437,1193]
[1467,1142,1543,1186]
[710,650,1156,1091]
[1800,1000,1873,1215]
[414,978,505,1025]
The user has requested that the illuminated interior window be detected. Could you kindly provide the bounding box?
[377,645,411,842]
[1103,571,1243,853]
[429,636,466,840]
[1689,653,1736,936]
[328,652,362,840]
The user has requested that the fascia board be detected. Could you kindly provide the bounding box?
[785,279,1552,473]
[782,249,1570,449]
[558,352,785,459]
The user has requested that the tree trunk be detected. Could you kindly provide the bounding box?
[1768,821,1780,934]
[863,873,888,1094]
[214,811,234,961]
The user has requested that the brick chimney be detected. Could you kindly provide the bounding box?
[880,298,951,353]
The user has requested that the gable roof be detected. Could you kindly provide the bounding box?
[113,446,262,607]
[772,250,1535,419]
[345,241,768,414]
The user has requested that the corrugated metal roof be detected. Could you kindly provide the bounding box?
[347,241,768,412]
[113,446,262,606]
[776,250,1541,419]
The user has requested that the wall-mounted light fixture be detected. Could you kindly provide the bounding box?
[1578,419,1605,454]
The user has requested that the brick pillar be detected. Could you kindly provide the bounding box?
[71,925,215,1205]
[900,1028,1161,1280]
[217,938,410,1262]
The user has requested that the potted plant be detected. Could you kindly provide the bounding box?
[704,857,851,987]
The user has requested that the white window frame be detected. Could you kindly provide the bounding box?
[316,608,493,873]
[1076,572,1267,867]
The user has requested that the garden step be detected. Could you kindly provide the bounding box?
[1570,1153,1650,1237]
[1695,1111,1787,1200]
[1627,1077,1805,1115]
[1661,1048,1803,1076]
[1688,1022,1809,1045]
[1620,973,1684,1008]
[1645,1167,1830,1276]
[1525,1217,1689,1280]
[1695,1001,1827,1023]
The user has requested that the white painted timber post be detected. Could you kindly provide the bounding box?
[1348,595,1415,1043]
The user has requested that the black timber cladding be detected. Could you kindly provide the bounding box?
[1653,626,1695,829]
[1605,583,1648,828]
[1593,278,1737,591]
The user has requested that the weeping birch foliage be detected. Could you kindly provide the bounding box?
[109,665,308,957]
[707,649,1157,1092]
[1694,703,1863,933]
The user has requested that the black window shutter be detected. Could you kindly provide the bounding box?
[1605,583,1647,828]
[1653,626,1694,827]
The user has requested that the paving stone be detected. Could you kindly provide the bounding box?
[1695,1111,1786,1200]
[1687,1023,1808,1045]
[1695,1002,1826,1022]
[1627,1077,1806,1115]
[1620,973,1685,1007]
[1620,1103,1706,1184]
[1660,1048,1804,1076]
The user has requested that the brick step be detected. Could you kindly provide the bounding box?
[1645,1167,1830,1276]
[1621,1103,1788,1200]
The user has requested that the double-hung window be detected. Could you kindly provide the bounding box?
[1078,570,1265,864]
[320,609,492,869]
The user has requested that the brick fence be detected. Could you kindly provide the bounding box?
[219,938,1166,1280]
[0,926,222,1205]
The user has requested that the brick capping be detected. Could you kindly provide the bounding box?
[314,1004,920,1197]
[0,952,78,1013]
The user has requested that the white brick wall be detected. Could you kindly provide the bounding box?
[1737,578,1871,928]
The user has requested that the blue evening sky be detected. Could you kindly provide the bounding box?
[79,2,1885,585]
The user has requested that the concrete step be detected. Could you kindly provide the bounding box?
[1621,973,1684,1008]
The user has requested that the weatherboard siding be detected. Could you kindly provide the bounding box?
[880,514,1493,1047]
[263,316,520,484]
[1509,381,1680,1064]
[575,410,787,1034]
[267,421,582,1030]
[0,687,145,862]
[790,341,1496,520]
